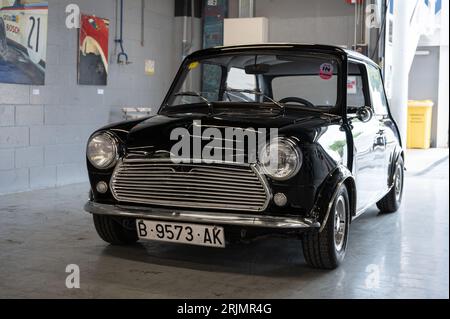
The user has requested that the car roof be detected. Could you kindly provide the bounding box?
[188,43,380,69]
[343,48,380,68]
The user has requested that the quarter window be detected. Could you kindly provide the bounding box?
[367,64,389,115]
[347,62,368,110]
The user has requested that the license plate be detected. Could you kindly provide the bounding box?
[136,220,225,248]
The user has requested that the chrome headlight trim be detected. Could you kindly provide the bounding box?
[260,137,302,181]
[87,132,119,170]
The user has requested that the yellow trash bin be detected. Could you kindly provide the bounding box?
[407,100,434,149]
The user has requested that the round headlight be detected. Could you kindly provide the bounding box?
[87,133,118,169]
[260,138,302,181]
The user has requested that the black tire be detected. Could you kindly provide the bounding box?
[93,214,138,245]
[377,157,404,213]
[302,185,350,269]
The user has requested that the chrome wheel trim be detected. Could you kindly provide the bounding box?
[334,195,347,252]
[394,164,403,202]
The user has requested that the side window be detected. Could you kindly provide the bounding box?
[227,67,256,90]
[225,68,257,101]
[367,64,389,115]
[347,62,368,110]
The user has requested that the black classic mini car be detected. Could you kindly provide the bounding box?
[84,44,404,269]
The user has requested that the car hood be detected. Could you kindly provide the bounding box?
[117,109,340,153]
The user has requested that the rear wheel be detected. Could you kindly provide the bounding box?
[302,185,350,269]
[93,215,138,245]
[377,157,404,213]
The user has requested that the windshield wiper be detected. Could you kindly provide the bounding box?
[174,91,213,114]
[225,88,285,110]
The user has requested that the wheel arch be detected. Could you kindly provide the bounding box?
[343,177,357,220]
[388,146,405,188]
[311,165,357,232]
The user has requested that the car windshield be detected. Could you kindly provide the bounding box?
[162,52,340,112]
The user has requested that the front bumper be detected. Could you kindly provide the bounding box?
[84,201,320,229]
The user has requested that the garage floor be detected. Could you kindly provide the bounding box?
[0,159,448,299]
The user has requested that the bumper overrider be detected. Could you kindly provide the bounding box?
[84,201,321,229]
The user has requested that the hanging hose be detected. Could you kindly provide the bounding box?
[370,3,388,61]
[115,0,129,64]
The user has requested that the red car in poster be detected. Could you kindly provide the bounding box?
[78,14,109,85]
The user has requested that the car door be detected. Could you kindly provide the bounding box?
[347,61,386,212]
[366,63,395,197]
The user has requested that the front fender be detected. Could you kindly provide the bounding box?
[310,165,356,232]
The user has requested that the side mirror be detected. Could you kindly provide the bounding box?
[356,106,373,123]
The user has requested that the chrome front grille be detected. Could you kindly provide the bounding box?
[110,159,270,212]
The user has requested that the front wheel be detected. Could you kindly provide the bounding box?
[377,157,404,213]
[93,215,138,245]
[302,185,350,269]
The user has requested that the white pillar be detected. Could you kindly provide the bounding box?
[437,0,449,148]
[390,0,412,146]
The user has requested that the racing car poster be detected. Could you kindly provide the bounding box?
[0,0,48,85]
[78,14,109,86]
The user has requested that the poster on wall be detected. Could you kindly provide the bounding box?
[78,14,109,86]
[0,0,48,85]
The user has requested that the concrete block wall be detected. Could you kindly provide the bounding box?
[0,0,177,194]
